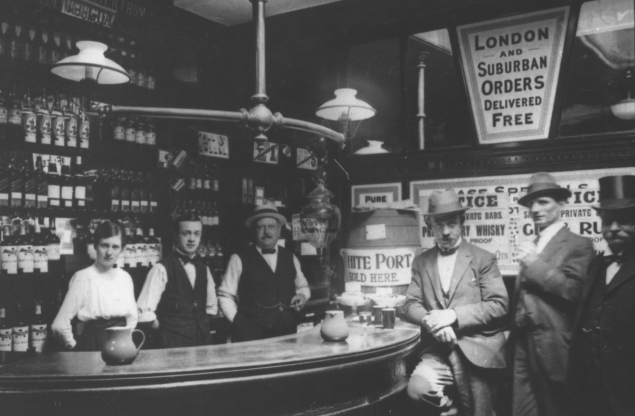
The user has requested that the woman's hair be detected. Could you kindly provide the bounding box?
[93,220,126,247]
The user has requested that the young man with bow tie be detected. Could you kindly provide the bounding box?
[405,189,509,416]
[568,175,635,416]
[218,203,310,342]
[512,172,594,416]
[137,214,218,348]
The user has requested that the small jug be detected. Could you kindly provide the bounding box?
[101,327,145,365]
[321,310,349,342]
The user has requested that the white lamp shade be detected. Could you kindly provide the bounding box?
[51,41,130,85]
[316,88,376,121]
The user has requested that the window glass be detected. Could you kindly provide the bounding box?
[348,38,401,154]
[559,0,634,136]
[406,29,472,149]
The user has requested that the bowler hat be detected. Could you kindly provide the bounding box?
[518,172,572,207]
[245,202,287,228]
[592,175,635,211]
[423,189,470,216]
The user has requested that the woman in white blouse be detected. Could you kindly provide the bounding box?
[51,221,138,351]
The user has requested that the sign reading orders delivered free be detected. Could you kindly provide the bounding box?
[457,7,569,144]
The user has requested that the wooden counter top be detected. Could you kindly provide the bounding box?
[0,320,420,416]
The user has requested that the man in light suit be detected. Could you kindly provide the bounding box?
[405,189,509,416]
[512,172,594,416]
[568,175,635,416]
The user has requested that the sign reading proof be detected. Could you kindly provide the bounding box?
[457,7,569,144]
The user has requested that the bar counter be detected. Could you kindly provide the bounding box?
[0,320,420,416]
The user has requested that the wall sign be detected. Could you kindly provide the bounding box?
[296,148,318,170]
[253,142,279,164]
[457,7,569,144]
[198,131,229,159]
[351,183,402,207]
[340,247,417,287]
[411,167,634,275]
[61,0,117,28]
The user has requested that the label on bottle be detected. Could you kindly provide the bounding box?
[8,107,21,125]
[30,323,47,352]
[0,105,7,124]
[131,200,140,211]
[37,45,47,65]
[121,199,130,211]
[140,200,149,212]
[87,243,96,260]
[213,179,220,192]
[61,185,73,200]
[203,179,211,190]
[145,131,156,145]
[114,124,125,140]
[11,176,23,207]
[80,119,90,148]
[47,243,60,261]
[66,116,78,147]
[12,325,29,351]
[53,115,65,146]
[146,75,156,90]
[125,126,136,142]
[138,243,149,267]
[1,245,17,274]
[39,112,52,145]
[18,244,34,273]
[0,327,12,351]
[22,111,37,143]
[34,245,48,272]
[124,244,136,267]
[196,178,203,189]
[148,244,159,265]
[25,178,37,207]
[0,177,8,206]
[48,184,61,199]
[75,185,86,200]
[150,201,158,213]
[135,129,146,144]
[111,199,120,212]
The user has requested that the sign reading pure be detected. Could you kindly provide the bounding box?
[341,248,416,286]
[457,7,569,144]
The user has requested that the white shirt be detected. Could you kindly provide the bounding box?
[137,253,218,323]
[604,248,623,285]
[218,246,311,322]
[536,221,566,254]
[51,265,138,349]
[437,238,462,294]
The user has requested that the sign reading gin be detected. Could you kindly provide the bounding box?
[457,7,569,144]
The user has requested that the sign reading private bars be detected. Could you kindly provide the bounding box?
[457,7,569,144]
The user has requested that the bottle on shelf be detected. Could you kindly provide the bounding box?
[0,224,18,275]
[72,221,88,256]
[33,220,48,274]
[22,25,35,66]
[122,225,136,269]
[110,169,121,213]
[45,219,61,262]
[0,301,12,352]
[127,40,138,86]
[146,228,160,265]
[47,31,60,67]
[78,104,90,150]
[135,227,148,267]
[0,21,8,66]
[7,84,22,127]
[135,51,147,88]
[135,118,146,145]
[86,220,96,260]
[65,97,78,148]
[52,92,65,147]
[35,156,48,209]
[0,158,9,207]
[0,84,8,126]
[60,161,74,210]
[120,171,131,213]
[145,119,156,146]
[21,87,36,144]
[11,301,28,352]
[9,158,23,208]
[16,222,34,274]
[47,155,61,208]
[37,87,52,146]
[35,29,48,67]
[29,300,47,352]
[74,157,87,210]
[145,53,156,90]
[130,172,141,213]
[59,34,71,61]
[113,117,125,142]
[23,158,36,209]
[125,117,136,144]
[8,22,22,64]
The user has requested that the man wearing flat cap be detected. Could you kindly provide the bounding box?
[405,189,509,416]
[512,172,594,416]
[218,203,311,342]
[567,175,635,416]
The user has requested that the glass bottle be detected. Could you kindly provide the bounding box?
[113,117,125,141]
[7,84,22,126]
[45,219,61,262]
[0,302,12,352]
[0,84,7,125]
[135,118,146,145]
[0,160,8,207]
[136,227,148,267]
[65,97,78,148]
[145,119,156,146]
[16,223,34,274]
[23,158,36,209]
[35,29,48,67]
[120,171,131,212]
[33,220,48,274]
[86,220,96,260]
[11,301,28,352]
[37,87,52,145]
[125,117,136,144]
[52,92,65,147]
[22,25,35,65]
[60,160,74,209]
[9,158,23,208]
[0,224,17,275]
[122,226,136,269]
[110,169,121,212]
[146,228,160,265]
[8,22,22,64]
[21,87,36,144]
[29,300,47,352]
[0,21,8,65]
[47,30,60,67]
[35,156,48,209]
[78,104,90,149]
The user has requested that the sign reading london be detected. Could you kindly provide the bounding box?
[457,7,569,144]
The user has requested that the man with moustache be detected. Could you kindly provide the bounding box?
[405,189,508,416]
[218,203,311,342]
[512,173,594,416]
[137,213,218,348]
[568,175,635,416]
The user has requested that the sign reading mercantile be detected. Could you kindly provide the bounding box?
[457,7,569,144]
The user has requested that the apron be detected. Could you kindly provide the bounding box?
[75,317,126,351]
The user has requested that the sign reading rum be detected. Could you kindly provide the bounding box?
[457,7,569,144]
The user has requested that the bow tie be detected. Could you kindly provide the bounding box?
[261,248,277,255]
[175,252,197,264]
[603,254,623,266]
[438,246,458,257]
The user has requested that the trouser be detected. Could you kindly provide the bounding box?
[407,347,499,416]
[512,331,567,416]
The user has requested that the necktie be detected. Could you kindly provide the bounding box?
[438,246,458,256]
[261,248,276,254]
[175,252,196,264]
[603,254,623,266]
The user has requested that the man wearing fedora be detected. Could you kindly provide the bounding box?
[512,172,594,416]
[567,175,635,416]
[405,189,509,416]
[218,203,311,342]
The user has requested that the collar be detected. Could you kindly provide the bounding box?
[537,221,565,240]
[175,250,196,264]
[438,238,462,256]
[257,246,277,255]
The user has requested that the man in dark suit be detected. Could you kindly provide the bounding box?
[512,172,594,416]
[405,189,509,416]
[568,175,635,416]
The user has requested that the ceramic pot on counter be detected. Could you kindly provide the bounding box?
[321,310,349,342]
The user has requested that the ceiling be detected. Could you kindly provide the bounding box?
[174,0,345,26]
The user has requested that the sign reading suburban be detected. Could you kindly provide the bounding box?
[457,7,569,144]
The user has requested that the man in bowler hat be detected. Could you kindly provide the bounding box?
[511,172,594,416]
[218,203,310,342]
[405,189,509,416]
[568,175,635,416]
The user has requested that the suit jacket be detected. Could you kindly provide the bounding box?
[568,247,635,416]
[514,226,594,382]
[404,241,509,369]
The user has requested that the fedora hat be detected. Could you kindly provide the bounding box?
[423,189,470,216]
[245,202,287,228]
[518,172,572,207]
[592,175,635,211]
